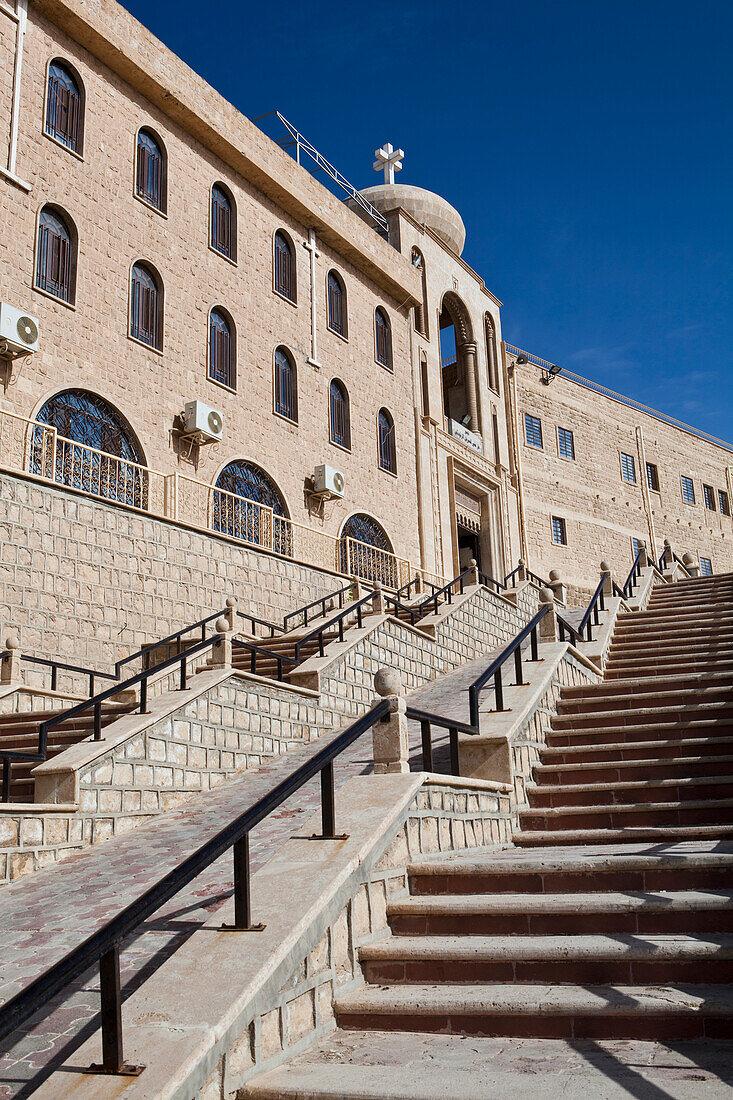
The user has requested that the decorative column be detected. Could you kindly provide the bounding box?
[462,342,480,432]
[303,229,322,369]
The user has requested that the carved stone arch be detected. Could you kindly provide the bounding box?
[441,290,474,344]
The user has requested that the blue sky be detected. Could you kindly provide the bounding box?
[122,0,732,441]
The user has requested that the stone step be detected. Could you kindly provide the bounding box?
[527,774,733,808]
[334,982,733,1039]
[550,702,733,732]
[358,933,733,985]
[547,721,733,749]
[605,659,733,680]
[556,686,733,716]
[535,752,733,784]
[519,796,733,833]
[407,848,733,895]
[541,734,733,764]
[561,671,733,697]
[625,610,733,628]
[515,824,733,846]
[388,889,733,936]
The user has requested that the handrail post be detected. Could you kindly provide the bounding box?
[208,617,233,670]
[1,636,21,684]
[139,675,149,714]
[2,758,10,803]
[221,832,265,933]
[449,727,460,776]
[514,646,523,686]
[86,944,143,1076]
[494,669,504,711]
[538,589,559,642]
[93,700,102,741]
[420,720,433,771]
[320,761,337,838]
[51,665,58,692]
[372,669,409,774]
[530,625,539,662]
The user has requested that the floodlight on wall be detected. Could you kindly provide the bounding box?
[515,354,528,365]
[541,363,562,386]
[460,413,472,427]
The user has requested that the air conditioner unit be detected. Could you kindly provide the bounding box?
[313,464,345,499]
[181,400,224,443]
[0,302,39,356]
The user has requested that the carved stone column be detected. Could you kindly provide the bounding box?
[462,341,480,433]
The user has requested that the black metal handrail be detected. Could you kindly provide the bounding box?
[478,570,507,595]
[236,610,286,639]
[282,581,360,632]
[115,609,227,678]
[405,705,476,775]
[658,545,691,576]
[0,697,391,1075]
[231,637,298,682]
[293,590,375,663]
[622,546,646,598]
[17,654,117,697]
[575,574,607,642]
[503,564,549,589]
[468,606,548,723]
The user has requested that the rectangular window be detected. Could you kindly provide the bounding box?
[631,537,644,559]
[557,426,575,460]
[551,516,567,545]
[646,462,660,492]
[703,484,716,511]
[620,452,636,484]
[719,489,730,516]
[681,476,695,504]
[524,413,543,449]
[700,557,713,576]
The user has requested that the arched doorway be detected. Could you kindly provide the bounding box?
[32,389,147,508]
[439,292,480,435]
[213,460,291,556]
[340,513,396,587]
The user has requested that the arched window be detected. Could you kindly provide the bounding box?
[411,248,428,337]
[211,184,235,261]
[329,379,350,449]
[327,271,347,338]
[340,513,395,586]
[274,346,297,422]
[35,206,76,304]
[375,307,393,370]
[213,460,291,556]
[45,60,83,154]
[274,231,296,302]
[32,389,147,508]
[209,308,235,389]
[136,128,166,212]
[377,408,396,474]
[485,313,500,393]
[130,262,163,350]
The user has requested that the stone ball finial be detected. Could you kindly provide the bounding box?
[539,587,554,604]
[215,617,230,634]
[549,569,561,582]
[5,635,19,650]
[373,580,382,591]
[469,558,477,569]
[600,560,610,573]
[682,552,695,566]
[374,667,402,697]
[664,538,671,547]
[226,596,238,608]
[518,557,526,566]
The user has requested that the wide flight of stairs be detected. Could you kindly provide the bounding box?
[246,572,733,1096]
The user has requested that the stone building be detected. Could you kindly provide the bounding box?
[0,0,731,664]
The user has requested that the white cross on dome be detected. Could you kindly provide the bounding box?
[373,142,404,184]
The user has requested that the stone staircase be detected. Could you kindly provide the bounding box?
[0,701,134,802]
[244,572,733,1094]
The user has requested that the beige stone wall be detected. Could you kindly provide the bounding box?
[0,1,421,570]
[512,359,733,594]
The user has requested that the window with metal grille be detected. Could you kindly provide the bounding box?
[274,232,295,301]
[274,347,297,422]
[375,308,393,369]
[339,513,395,586]
[700,557,713,576]
[551,516,567,545]
[377,408,396,473]
[213,460,291,556]
[719,489,730,516]
[646,462,660,492]
[35,206,75,303]
[208,308,235,389]
[45,60,83,153]
[703,484,716,511]
[632,537,644,559]
[620,452,636,484]
[211,185,235,260]
[329,379,350,449]
[136,129,166,212]
[327,271,347,337]
[524,413,543,449]
[681,476,695,504]
[130,262,162,350]
[32,389,147,509]
[557,426,575,460]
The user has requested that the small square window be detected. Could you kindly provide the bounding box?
[631,537,644,558]
[620,452,636,484]
[703,484,716,511]
[646,462,659,492]
[551,516,567,545]
[681,476,695,504]
[700,557,713,576]
[558,426,575,460]
[524,413,543,449]
[719,489,730,516]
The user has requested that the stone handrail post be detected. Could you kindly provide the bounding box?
[413,572,423,596]
[467,557,480,587]
[538,588,559,642]
[517,557,528,583]
[372,667,409,774]
[1,635,22,683]
[371,580,385,615]
[682,552,701,578]
[208,616,233,670]
[225,595,238,632]
[600,560,613,598]
[547,569,567,606]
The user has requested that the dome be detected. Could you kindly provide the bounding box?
[357,184,466,256]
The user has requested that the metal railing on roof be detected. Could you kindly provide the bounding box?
[252,110,388,235]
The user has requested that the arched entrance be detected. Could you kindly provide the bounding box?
[439,292,480,435]
[340,513,396,587]
[213,460,291,556]
[33,389,147,508]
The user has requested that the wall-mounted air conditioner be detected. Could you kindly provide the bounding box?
[313,464,345,499]
[181,400,224,443]
[0,302,39,357]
